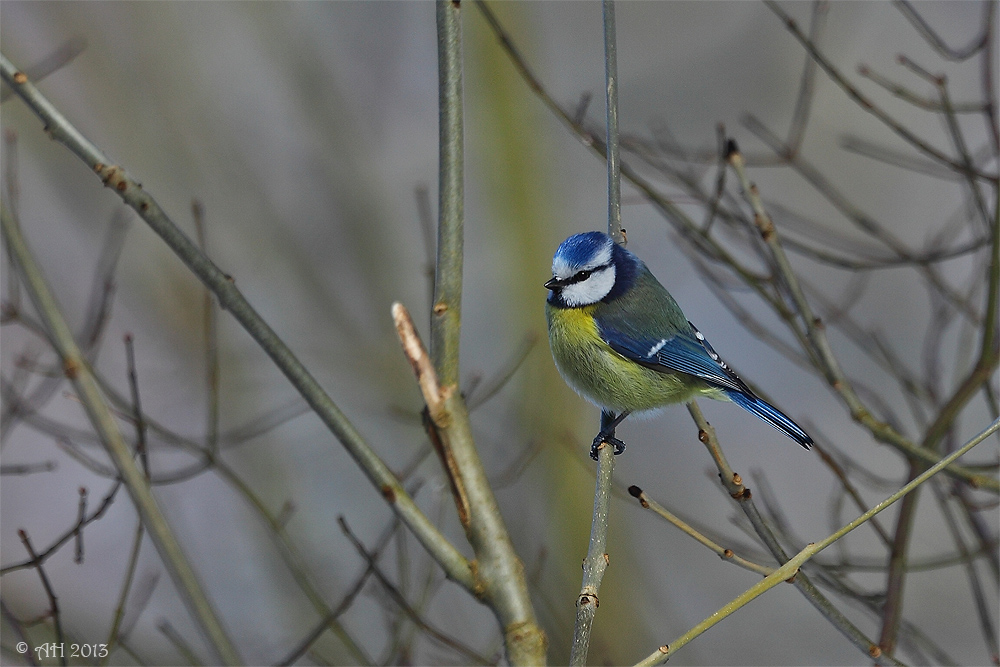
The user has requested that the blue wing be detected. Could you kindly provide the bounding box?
[599,320,813,448]
[599,320,753,395]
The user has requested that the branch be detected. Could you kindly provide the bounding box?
[0,50,476,594]
[338,517,495,665]
[627,485,775,577]
[431,0,465,386]
[636,415,999,665]
[569,442,615,666]
[571,4,624,662]
[727,141,999,492]
[764,0,997,184]
[686,401,901,666]
[392,302,545,665]
[602,0,624,246]
[0,202,241,665]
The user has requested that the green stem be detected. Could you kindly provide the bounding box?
[426,5,546,663]
[432,0,465,386]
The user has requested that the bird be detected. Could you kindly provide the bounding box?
[544,231,813,459]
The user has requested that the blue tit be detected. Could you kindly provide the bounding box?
[544,231,813,459]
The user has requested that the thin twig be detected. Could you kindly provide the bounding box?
[628,485,774,576]
[158,620,203,666]
[0,200,241,665]
[339,517,496,666]
[785,1,828,155]
[278,514,406,666]
[73,487,87,563]
[638,415,998,666]
[18,529,66,667]
[124,334,149,477]
[892,0,990,61]
[1,479,122,575]
[687,401,901,665]
[0,50,475,596]
[763,0,996,184]
[603,0,624,246]
[931,479,998,661]
[101,519,146,665]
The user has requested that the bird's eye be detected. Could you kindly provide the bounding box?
[576,269,592,281]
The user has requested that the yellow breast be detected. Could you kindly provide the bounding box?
[546,303,713,413]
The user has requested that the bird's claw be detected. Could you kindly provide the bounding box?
[590,434,626,461]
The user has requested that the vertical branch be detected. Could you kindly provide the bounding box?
[878,461,921,657]
[73,487,87,563]
[603,0,624,247]
[3,130,22,316]
[124,334,149,477]
[569,443,615,666]
[982,183,999,367]
[1,203,243,666]
[393,304,545,665]
[102,520,145,665]
[432,0,465,387]
[571,4,624,663]
[391,6,547,663]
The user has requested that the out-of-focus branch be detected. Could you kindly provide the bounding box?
[338,517,495,665]
[727,141,998,492]
[686,401,900,666]
[17,529,65,666]
[764,0,997,185]
[741,115,983,324]
[649,408,999,666]
[101,519,144,665]
[1,202,242,666]
[0,50,476,595]
[0,37,86,103]
[892,0,990,62]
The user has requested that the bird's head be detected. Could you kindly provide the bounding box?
[545,231,638,307]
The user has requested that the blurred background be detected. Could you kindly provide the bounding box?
[1,2,996,665]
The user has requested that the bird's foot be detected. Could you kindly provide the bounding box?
[590,433,626,461]
[590,410,631,460]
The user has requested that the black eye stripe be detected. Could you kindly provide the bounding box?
[566,261,612,285]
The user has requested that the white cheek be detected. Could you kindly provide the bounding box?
[561,266,615,306]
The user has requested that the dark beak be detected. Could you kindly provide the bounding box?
[544,276,565,290]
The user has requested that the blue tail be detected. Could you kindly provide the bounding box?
[726,390,813,449]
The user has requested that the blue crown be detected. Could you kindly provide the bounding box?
[554,231,613,269]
